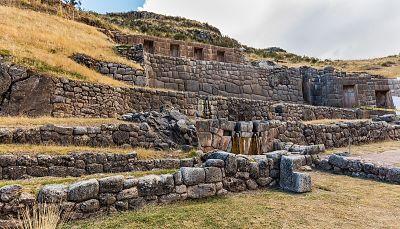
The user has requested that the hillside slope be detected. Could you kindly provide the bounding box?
[0,5,139,86]
[248,50,400,78]
[101,11,242,48]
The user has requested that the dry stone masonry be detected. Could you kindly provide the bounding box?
[0,112,197,150]
[197,119,400,153]
[316,154,400,184]
[0,152,200,180]
[0,150,313,225]
[72,54,147,86]
[146,54,304,102]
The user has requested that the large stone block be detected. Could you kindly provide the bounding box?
[99,176,125,193]
[38,184,68,203]
[187,184,216,199]
[206,151,238,176]
[205,167,223,183]
[68,179,99,202]
[280,155,312,193]
[180,167,205,186]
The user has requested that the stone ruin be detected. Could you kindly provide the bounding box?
[0,30,400,227]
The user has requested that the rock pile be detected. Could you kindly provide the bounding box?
[121,108,198,150]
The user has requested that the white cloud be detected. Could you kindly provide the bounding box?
[140,0,400,60]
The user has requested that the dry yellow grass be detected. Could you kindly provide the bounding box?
[0,5,141,87]
[0,116,127,128]
[65,171,400,228]
[325,140,400,156]
[303,119,371,125]
[248,52,400,78]
[0,144,191,159]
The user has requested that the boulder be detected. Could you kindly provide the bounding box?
[280,155,312,193]
[98,176,124,193]
[68,179,99,202]
[180,167,205,186]
[187,184,216,199]
[0,185,22,202]
[204,167,223,183]
[206,151,237,176]
[38,184,68,203]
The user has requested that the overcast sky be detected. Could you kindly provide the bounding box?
[82,0,400,60]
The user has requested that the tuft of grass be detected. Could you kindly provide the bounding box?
[64,172,400,229]
[19,203,62,229]
[0,5,141,87]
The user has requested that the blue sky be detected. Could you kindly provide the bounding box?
[81,0,145,14]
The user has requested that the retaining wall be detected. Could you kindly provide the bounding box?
[0,56,378,120]
[0,151,313,225]
[0,122,197,150]
[316,154,400,184]
[0,152,200,180]
[197,119,400,152]
[72,54,147,86]
[146,54,304,102]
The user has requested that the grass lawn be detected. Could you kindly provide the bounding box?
[64,171,400,229]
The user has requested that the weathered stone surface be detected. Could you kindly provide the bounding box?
[99,176,124,193]
[0,185,22,202]
[222,177,247,192]
[79,199,100,213]
[38,184,68,203]
[206,151,237,176]
[180,167,205,186]
[204,159,225,168]
[187,184,216,199]
[117,187,138,201]
[68,179,99,202]
[205,167,223,183]
[280,155,312,193]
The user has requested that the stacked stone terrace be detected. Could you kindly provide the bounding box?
[1,29,400,226]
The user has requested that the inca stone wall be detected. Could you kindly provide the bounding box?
[0,122,197,150]
[0,151,312,226]
[316,154,400,184]
[72,54,147,86]
[302,67,395,108]
[108,32,245,64]
[196,119,400,152]
[0,57,379,121]
[0,152,200,180]
[145,54,304,102]
[115,44,145,63]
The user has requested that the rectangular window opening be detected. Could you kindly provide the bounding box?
[194,47,204,60]
[217,50,226,62]
[170,44,180,57]
[144,40,155,54]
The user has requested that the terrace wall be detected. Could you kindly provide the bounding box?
[196,119,400,152]
[0,57,378,121]
[110,32,245,64]
[145,54,304,102]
